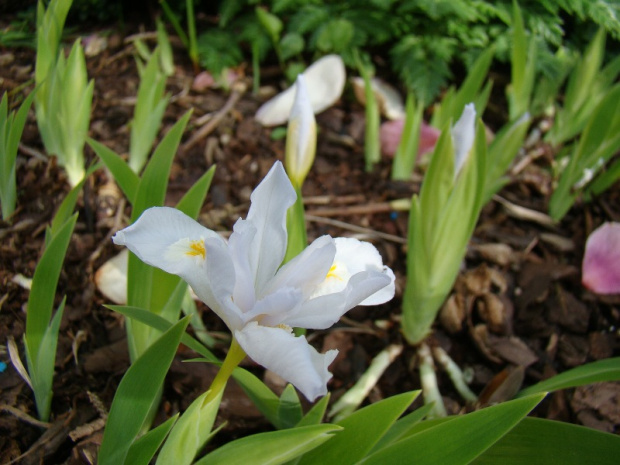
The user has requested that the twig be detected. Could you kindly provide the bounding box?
[305,214,406,244]
[493,195,555,227]
[181,82,247,153]
[18,143,47,162]
[0,404,50,429]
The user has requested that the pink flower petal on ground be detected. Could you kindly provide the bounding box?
[420,122,441,156]
[582,222,620,294]
[380,119,440,158]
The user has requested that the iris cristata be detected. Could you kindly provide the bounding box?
[112,161,395,400]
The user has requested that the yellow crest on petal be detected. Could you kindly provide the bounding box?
[186,239,206,260]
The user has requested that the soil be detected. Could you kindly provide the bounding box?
[0,22,619,465]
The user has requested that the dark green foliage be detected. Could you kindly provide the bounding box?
[196,28,244,74]
[209,0,619,103]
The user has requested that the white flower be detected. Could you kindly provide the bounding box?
[112,162,395,401]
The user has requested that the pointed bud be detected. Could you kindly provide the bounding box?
[285,74,317,188]
[451,103,476,178]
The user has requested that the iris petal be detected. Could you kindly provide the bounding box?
[244,162,297,295]
[235,322,338,401]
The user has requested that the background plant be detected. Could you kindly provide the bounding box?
[0,90,35,220]
[34,0,93,186]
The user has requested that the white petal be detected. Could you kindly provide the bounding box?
[95,249,128,304]
[235,322,338,401]
[264,235,336,297]
[310,237,395,303]
[242,287,303,326]
[255,55,346,126]
[112,207,243,330]
[111,207,221,295]
[244,162,296,294]
[202,235,244,331]
[452,103,476,177]
[228,219,257,313]
[286,270,393,329]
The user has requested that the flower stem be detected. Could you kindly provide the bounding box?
[204,337,246,405]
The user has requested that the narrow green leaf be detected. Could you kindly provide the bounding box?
[195,424,342,465]
[156,389,223,465]
[484,113,531,203]
[296,394,330,427]
[26,213,77,357]
[473,417,620,465]
[98,317,190,465]
[391,92,423,180]
[298,391,418,465]
[105,305,217,362]
[131,110,191,220]
[25,297,66,421]
[87,137,139,202]
[360,394,545,465]
[368,400,433,454]
[277,384,303,429]
[124,414,178,465]
[454,46,494,117]
[128,111,191,355]
[517,357,620,398]
[176,165,216,217]
[232,366,282,428]
[47,162,100,244]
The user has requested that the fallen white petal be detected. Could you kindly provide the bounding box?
[95,249,129,304]
[351,76,405,120]
[255,55,346,126]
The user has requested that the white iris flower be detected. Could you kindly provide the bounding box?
[112,161,395,401]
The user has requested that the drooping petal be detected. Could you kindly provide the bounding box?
[234,322,338,401]
[244,161,297,294]
[264,235,336,298]
[582,222,620,294]
[310,237,395,304]
[286,270,393,329]
[452,103,476,178]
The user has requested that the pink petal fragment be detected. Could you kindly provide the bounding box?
[380,119,440,158]
[582,222,620,294]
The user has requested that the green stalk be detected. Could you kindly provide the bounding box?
[284,185,307,263]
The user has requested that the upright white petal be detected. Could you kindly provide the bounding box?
[286,74,317,187]
[228,219,257,313]
[452,103,476,178]
[234,322,338,401]
[202,235,244,330]
[244,162,296,294]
